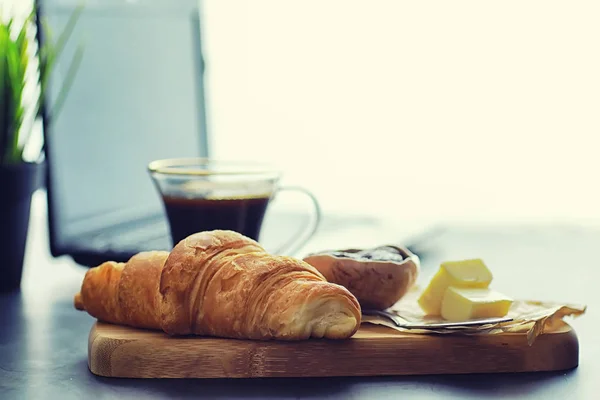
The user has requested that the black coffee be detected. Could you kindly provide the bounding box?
[162,196,271,244]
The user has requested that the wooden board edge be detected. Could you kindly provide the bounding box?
[87,322,580,379]
[88,323,135,377]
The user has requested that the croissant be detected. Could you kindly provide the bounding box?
[74,230,362,340]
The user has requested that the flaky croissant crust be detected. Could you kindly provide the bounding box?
[75,230,361,340]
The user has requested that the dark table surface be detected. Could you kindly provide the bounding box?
[1,191,597,399]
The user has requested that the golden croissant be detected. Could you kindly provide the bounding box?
[74,230,362,340]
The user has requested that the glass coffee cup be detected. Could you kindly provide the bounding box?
[148,158,321,255]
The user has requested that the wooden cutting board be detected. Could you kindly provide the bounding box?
[88,321,579,378]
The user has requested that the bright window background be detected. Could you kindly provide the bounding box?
[201,0,600,225]
[7,0,600,227]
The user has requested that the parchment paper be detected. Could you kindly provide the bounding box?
[362,287,587,345]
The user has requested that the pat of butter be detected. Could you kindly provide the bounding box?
[441,287,513,322]
[418,259,493,315]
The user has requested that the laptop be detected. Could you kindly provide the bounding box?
[37,0,209,267]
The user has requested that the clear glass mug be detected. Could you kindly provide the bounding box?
[148,158,321,255]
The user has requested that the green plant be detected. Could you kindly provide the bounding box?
[0,4,84,165]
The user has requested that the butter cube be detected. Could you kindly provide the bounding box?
[441,287,513,322]
[418,259,493,315]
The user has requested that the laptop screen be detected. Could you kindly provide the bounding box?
[40,0,209,248]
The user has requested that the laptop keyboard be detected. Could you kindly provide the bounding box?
[86,218,172,252]
[83,212,386,256]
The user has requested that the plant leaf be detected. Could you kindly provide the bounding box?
[1,3,85,164]
[6,37,26,163]
[16,21,29,72]
[0,25,9,163]
[41,3,83,96]
[47,43,84,124]
[2,27,24,163]
[7,38,24,106]
[52,3,84,62]
[39,19,56,97]
[10,105,25,162]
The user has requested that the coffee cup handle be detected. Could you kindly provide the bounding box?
[269,186,322,256]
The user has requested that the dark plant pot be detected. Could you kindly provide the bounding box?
[0,162,41,293]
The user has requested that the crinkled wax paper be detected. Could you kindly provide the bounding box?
[362,287,586,345]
